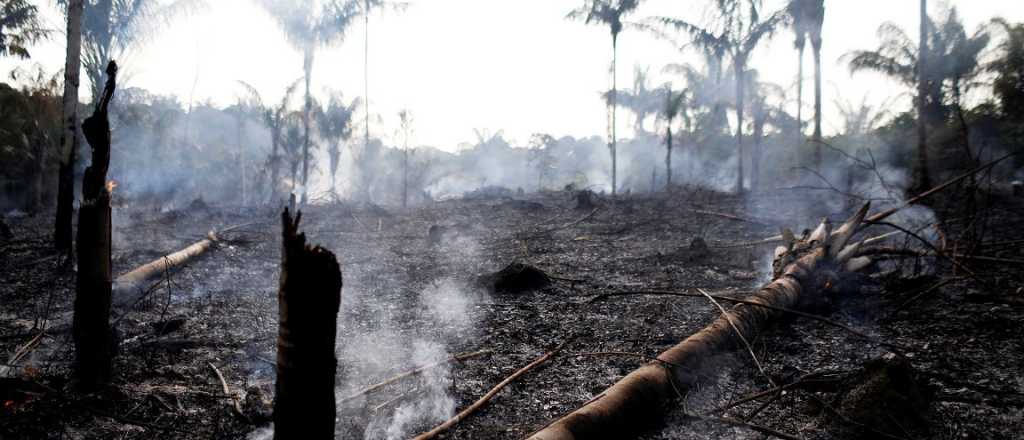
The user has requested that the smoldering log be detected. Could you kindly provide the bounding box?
[527,203,874,440]
[273,208,342,439]
[72,60,118,391]
[111,222,257,306]
[112,232,218,306]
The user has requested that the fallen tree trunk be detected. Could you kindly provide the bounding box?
[273,208,342,440]
[527,203,874,440]
[112,232,217,305]
[112,222,257,306]
[73,61,118,391]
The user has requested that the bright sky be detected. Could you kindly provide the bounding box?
[4,0,1023,149]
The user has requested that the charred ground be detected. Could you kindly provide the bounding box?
[1,187,1023,439]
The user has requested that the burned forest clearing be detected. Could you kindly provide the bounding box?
[3,186,1024,439]
[4,0,1024,438]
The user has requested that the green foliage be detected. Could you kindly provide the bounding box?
[989,19,1024,119]
[0,0,49,59]
[846,6,990,124]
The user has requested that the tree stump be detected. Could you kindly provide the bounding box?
[274,208,343,439]
[72,61,117,391]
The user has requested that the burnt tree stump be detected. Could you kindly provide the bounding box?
[73,60,118,391]
[274,208,343,439]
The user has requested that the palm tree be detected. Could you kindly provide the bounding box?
[656,0,786,193]
[746,71,785,190]
[58,0,204,102]
[988,18,1024,119]
[661,86,685,189]
[846,4,989,192]
[258,79,301,202]
[662,58,728,150]
[355,0,405,165]
[233,81,274,206]
[617,65,663,135]
[316,91,359,199]
[258,0,360,203]
[786,0,810,134]
[806,0,824,170]
[396,109,414,207]
[0,0,49,59]
[914,0,930,194]
[54,0,84,253]
[567,0,643,196]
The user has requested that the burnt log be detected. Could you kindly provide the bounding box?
[527,203,875,440]
[273,208,342,439]
[112,232,218,306]
[72,61,117,391]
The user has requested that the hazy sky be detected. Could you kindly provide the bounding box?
[3,0,1023,150]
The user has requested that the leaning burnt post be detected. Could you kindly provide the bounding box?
[72,61,118,391]
[274,208,343,439]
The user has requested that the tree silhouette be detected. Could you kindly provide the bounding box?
[567,0,644,196]
[54,0,84,253]
[258,0,360,203]
[846,4,990,190]
[355,0,406,164]
[0,0,49,59]
[57,0,204,102]
[316,91,360,199]
[655,0,786,193]
[989,18,1024,119]
[660,86,685,189]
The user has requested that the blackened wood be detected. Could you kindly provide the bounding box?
[274,208,342,439]
[73,61,117,391]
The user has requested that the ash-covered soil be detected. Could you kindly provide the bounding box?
[1,188,1022,439]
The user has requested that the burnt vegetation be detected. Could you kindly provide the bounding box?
[2,0,1024,439]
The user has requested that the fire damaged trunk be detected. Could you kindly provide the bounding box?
[54,0,85,253]
[528,204,874,440]
[274,208,343,439]
[72,61,118,391]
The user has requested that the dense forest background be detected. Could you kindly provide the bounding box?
[1,1,1023,213]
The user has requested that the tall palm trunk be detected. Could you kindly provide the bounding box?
[364,1,370,153]
[665,124,672,189]
[734,61,746,194]
[301,50,313,204]
[402,149,409,208]
[752,114,765,190]
[796,40,805,134]
[270,134,280,203]
[55,0,85,254]
[812,36,823,170]
[609,32,618,196]
[912,0,932,194]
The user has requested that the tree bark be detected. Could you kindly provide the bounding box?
[274,208,343,439]
[734,60,745,194]
[665,125,672,189]
[55,0,85,253]
[912,0,932,194]
[796,39,805,136]
[752,116,764,191]
[112,233,217,306]
[527,204,874,440]
[609,32,618,197]
[301,49,313,205]
[73,61,118,391]
[812,35,823,171]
